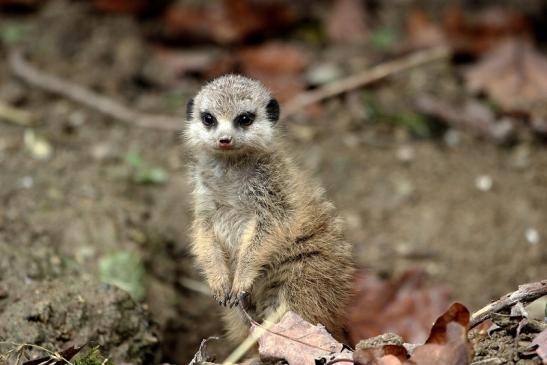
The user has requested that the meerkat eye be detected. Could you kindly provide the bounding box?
[234,112,256,127]
[200,112,217,128]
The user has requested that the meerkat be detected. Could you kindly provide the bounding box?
[184,74,354,346]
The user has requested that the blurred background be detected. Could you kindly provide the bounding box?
[0,0,546,364]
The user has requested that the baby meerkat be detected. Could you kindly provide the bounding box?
[184,74,354,344]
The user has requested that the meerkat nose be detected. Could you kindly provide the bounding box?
[218,136,233,146]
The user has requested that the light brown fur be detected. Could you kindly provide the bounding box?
[185,75,354,346]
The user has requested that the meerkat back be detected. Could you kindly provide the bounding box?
[184,74,354,345]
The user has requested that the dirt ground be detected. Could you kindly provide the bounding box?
[0,1,546,364]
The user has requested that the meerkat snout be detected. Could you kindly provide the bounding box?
[218,135,233,149]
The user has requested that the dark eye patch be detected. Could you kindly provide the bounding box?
[234,112,256,127]
[200,112,217,128]
[266,98,280,123]
[186,98,194,120]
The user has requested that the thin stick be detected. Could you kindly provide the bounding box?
[283,46,450,117]
[179,277,211,296]
[8,50,181,131]
[470,280,547,329]
[222,308,286,365]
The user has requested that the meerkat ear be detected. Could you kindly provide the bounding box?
[186,98,194,120]
[266,98,280,123]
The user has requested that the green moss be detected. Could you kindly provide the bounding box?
[74,347,114,365]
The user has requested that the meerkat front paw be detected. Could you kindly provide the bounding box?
[228,277,254,308]
[209,277,231,306]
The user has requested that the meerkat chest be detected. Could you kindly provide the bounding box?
[194,166,257,256]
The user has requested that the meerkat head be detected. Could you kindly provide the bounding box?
[184,74,280,157]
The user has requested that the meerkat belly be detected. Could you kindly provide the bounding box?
[195,175,257,260]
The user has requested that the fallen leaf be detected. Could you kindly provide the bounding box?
[406,10,445,50]
[415,95,516,143]
[353,344,409,365]
[443,5,531,56]
[162,0,295,45]
[464,39,547,111]
[532,328,547,363]
[348,269,452,345]
[162,3,240,45]
[91,0,154,14]
[239,42,309,101]
[143,47,219,85]
[188,337,219,365]
[239,42,308,75]
[325,0,368,44]
[409,303,473,365]
[256,311,350,364]
[99,251,146,301]
[0,0,39,8]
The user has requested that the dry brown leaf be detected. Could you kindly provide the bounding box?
[239,42,308,75]
[415,95,516,143]
[256,311,350,365]
[325,0,368,44]
[163,4,238,45]
[353,344,410,365]
[443,5,531,56]
[162,0,295,45]
[464,39,547,111]
[532,328,547,363]
[409,303,473,365]
[0,0,39,7]
[406,10,445,50]
[239,42,309,102]
[145,47,219,83]
[348,269,451,345]
[91,0,153,14]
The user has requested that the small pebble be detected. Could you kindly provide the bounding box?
[18,176,34,189]
[396,145,415,163]
[525,228,539,245]
[305,63,343,85]
[68,110,86,128]
[444,129,461,147]
[509,144,530,170]
[475,175,493,192]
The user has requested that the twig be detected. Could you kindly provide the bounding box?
[470,280,547,329]
[0,100,34,126]
[283,45,450,117]
[8,50,181,131]
[222,308,286,365]
[179,277,211,296]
